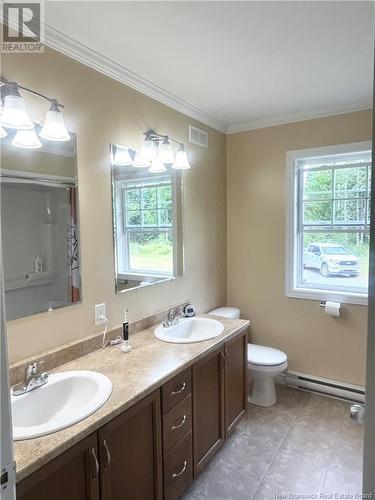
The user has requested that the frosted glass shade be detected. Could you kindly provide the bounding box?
[12,128,42,149]
[0,94,33,130]
[149,159,166,173]
[0,126,7,138]
[173,149,190,169]
[133,152,150,168]
[158,138,174,164]
[113,147,133,166]
[139,136,156,162]
[40,108,70,141]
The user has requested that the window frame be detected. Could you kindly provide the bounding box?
[115,174,178,278]
[286,141,372,306]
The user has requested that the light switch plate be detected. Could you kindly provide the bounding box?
[95,303,106,325]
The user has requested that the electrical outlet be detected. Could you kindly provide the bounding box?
[95,303,106,325]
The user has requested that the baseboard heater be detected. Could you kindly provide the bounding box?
[277,370,365,403]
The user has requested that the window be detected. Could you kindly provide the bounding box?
[286,142,372,305]
[118,175,175,276]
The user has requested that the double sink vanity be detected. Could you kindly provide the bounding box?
[1,98,249,499]
[12,313,249,500]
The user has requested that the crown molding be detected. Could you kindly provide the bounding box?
[3,17,370,136]
[227,103,373,134]
[40,22,228,134]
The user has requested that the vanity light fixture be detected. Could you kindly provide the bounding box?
[112,145,133,166]
[140,130,191,169]
[139,132,156,162]
[133,151,150,168]
[0,77,71,147]
[12,127,42,149]
[39,100,70,142]
[0,83,33,130]
[157,136,175,164]
[173,144,190,170]
[149,158,166,173]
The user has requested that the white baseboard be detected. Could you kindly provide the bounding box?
[276,370,365,403]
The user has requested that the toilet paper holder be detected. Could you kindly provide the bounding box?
[319,300,341,315]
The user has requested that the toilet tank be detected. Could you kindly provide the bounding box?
[208,307,240,319]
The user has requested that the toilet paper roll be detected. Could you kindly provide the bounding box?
[324,301,341,317]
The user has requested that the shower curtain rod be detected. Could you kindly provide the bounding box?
[0,174,76,188]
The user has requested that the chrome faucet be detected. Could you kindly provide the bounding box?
[12,361,50,396]
[163,308,184,328]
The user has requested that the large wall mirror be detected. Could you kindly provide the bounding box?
[1,127,81,320]
[111,143,184,293]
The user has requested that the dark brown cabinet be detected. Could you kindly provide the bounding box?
[16,329,248,500]
[163,430,193,500]
[98,389,162,500]
[17,433,100,500]
[224,332,248,436]
[192,346,225,475]
[193,331,248,475]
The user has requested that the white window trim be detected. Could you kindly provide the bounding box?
[115,174,177,278]
[285,141,372,306]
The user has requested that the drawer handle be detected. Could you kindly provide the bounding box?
[171,414,187,430]
[172,460,187,479]
[103,439,111,470]
[170,382,186,396]
[90,448,99,478]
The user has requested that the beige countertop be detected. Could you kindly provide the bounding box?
[14,315,249,483]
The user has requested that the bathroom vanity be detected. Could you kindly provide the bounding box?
[14,316,248,500]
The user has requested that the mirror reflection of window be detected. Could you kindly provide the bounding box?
[111,144,184,293]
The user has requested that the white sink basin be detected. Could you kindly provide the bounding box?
[154,317,224,344]
[11,370,112,441]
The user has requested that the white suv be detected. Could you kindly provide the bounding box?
[304,243,360,277]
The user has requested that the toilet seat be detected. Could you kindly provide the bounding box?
[248,344,287,366]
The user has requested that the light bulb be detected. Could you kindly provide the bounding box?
[0,91,33,130]
[157,137,174,164]
[173,145,190,169]
[113,146,133,166]
[12,127,42,149]
[139,134,156,162]
[133,152,150,168]
[0,126,7,138]
[149,159,166,173]
[39,101,70,141]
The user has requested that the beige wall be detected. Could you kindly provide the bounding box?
[227,110,372,387]
[3,47,227,364]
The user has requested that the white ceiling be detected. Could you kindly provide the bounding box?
[44,1,374,133]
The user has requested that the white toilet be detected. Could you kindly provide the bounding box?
[208,306,288,407]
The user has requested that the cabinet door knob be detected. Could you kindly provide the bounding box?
[103,439,111,471]
[171,414,187,430]
[172,460,187,479]
[170,382,186,396]
[90,448,99,478]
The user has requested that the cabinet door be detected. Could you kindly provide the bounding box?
[98,389,162,500]
[192,346,225,475]
[224,331,248,436]
[17,433,100,500]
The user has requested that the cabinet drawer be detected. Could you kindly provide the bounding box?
[163,395,192,453]
[163,430,193,500]
[162,367,192,414]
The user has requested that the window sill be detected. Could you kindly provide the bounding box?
[286,287,368,306]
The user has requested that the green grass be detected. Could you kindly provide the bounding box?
[130,240,172,273]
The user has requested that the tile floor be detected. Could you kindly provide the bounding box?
[182,385,364,500]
